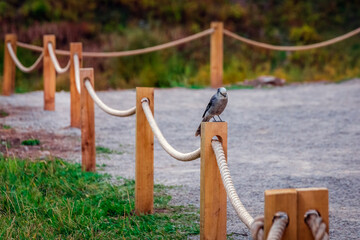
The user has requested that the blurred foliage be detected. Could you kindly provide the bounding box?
[0,0,360,91]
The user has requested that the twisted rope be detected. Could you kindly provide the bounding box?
[17,41,70,55]
[251,216,265,240]
[304,210,329,240]
[82,28,214,57]
[73,54,81,93]
[141,98,200,161]
[84,80,136,117]
[7,42,43,73]
[224,27,360,51]
[267,212,289,240]
[47,43,70,73]
[211,139,254,228]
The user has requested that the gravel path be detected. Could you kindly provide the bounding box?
[1,80,359,239]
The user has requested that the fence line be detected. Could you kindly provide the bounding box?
[7,42,43,72]
[48,42,70,73]
[84,80,136,117]
[224,27,360,51]
[141,98,201,161]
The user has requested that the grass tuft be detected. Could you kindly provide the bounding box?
[21,139,40,146]
[0,156,199,239]
[2,125,11,129]
[0,110,9,118]
[96,145,123,155]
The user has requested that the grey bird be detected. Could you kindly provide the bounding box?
[195,87,228,136]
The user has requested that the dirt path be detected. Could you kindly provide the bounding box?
[1,80,359,239]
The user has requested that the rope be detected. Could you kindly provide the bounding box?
[267,212,289,240]
[141,98,201,161]
[17,41,70,55]
[73,54,81,93]
[211,139,254,229]
[81,28,215,57]
[7,42,43,73]
[84,80,136,117]
[251,216,265,240]
[47,43,70,73]
[224,27,360,51]
[304,210,329,240]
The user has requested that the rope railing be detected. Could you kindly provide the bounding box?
[141,98,201,161]
[47,42,70,73]
[211,139,254,228]
[81,28,214,57]
[304,210,329,240]
[224,27,360,51]
[7,42,43,73]
[73,54,81,93]
[84,80,136,117]
[267,212,289,240]
[17,41,71,55]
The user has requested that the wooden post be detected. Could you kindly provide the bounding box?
[2,34,17,96]
[135,87,154,215]
[43,35,56,111]
[200,122,227,240]
[210,22,223,89]
[80,68,95,172]
[264,189,297,240]
[297,188,329,240]
[70,42,82,128]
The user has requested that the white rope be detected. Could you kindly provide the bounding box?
[84,80,136,117]
[7,42,43,73]
[141,98,200,161]
[211,140,254,229]
[73,54,81,94]
[47,42,70,73]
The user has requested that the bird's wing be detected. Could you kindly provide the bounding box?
[202,94,217,118]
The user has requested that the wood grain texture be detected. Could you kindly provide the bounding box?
[2,34,17,96]
[265,189,297,240]
[70,42,82,128]
[200,122,227,240]
[43,35,56,111]
[80,68,95,172]
[210,22,223,89]
[297,188,329,240]
[135,87,154,215]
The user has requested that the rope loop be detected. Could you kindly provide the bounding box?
[7,42,43,73]
[304,210,329,240]
[267,212,289,240]
[84,80,136,117]
[47,42,70,73]
[251,215,265,240]
[141,100,200,161]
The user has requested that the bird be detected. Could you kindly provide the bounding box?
[195,87,228,136]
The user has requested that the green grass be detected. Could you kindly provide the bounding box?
[0,110,9,118]
[1,125,11,129]
[96,145,123,155]
[21,139,40,146]
[0,156,199,239]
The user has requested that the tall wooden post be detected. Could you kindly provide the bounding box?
[135,87,154,215]
[265,189,297,240]
[210,22,223,88]
[70,43,82,128]
[2,34,17,96]
[200,122,227,240]
[43,35,56,111]
[80,68,95,172]
[297,188,329,240]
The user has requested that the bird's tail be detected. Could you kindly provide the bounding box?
[195,115,212,137]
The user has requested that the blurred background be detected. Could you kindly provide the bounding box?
[0,0,360,92]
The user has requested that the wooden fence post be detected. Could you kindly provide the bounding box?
[200,122,227,240]
[2,34,17,96]
[297,188,329,240]
[135,87,154,215]
[210,22,223,89]
[80,68,95,172]
[265,189,297,239]
[43,35,56,111]
[70,42,83,128]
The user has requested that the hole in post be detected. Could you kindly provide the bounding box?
[211,135,223,142]
[141,97,150,104]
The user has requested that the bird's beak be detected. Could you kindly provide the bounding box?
[220,92,227,97]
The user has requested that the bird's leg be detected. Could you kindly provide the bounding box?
[212,117,217,122]
[218,115,224,122]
